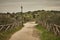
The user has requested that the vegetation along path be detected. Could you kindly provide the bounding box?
[9,22,40,40]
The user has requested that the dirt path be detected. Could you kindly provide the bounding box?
[9,22,40,40]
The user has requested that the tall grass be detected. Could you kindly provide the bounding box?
[0,26,23,40]
[35,25,60,40]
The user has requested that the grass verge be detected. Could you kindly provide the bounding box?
[0,26,23,40]
[35,25,60,40]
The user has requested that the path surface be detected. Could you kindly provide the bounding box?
[9,22,40,40]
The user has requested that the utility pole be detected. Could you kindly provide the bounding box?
[21,4,23,26]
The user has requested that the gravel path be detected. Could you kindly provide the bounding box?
[9,22,40,40]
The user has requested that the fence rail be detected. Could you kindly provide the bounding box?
[0,22,18,32]
[46,23,60,35]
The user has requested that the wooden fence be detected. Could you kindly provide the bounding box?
[46,23,60,36]
[0,21,19,32]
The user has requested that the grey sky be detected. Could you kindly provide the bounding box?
[0,0,60,13]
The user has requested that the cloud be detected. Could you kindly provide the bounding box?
[0,0,60,12]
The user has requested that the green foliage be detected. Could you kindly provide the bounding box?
[0,10,60,40]
[36,25,60,40]
[0,12,23,40]
[0,26,23,40]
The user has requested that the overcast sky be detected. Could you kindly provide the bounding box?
[0,0,60,13]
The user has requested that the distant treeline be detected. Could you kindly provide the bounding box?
[23,10,60,36]
[0,12,24,40]
[0,12,22,25]
[0,10,60,36]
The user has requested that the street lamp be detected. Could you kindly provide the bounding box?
[21,5,23,26]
